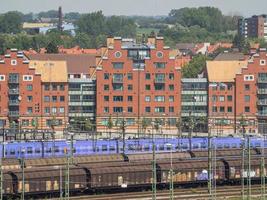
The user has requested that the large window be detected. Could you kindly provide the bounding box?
[113,96,123,102]
[155,107,165,113]
[113,107,123,113]
[154,96,165,102]
[113,62,124,69]
[70,95,80,102]
[154,62,166,68]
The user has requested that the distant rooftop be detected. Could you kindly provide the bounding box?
[214,52,245,61]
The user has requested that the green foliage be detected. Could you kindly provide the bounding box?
[232,34,250,54]
[182,54,207,78]
[107,116,113,130]
[0,11,22,34]
[38,10,58,19]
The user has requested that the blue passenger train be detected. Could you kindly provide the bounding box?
[0,137,264,159]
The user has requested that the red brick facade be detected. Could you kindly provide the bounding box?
[96,37,181,134]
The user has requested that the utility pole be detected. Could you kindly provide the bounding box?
[20,149,25,200]
[241,137,245,200]
[247,137,251,200]
[208,123,212,197]
[261,136,266,200]
[169,145,174,200]
[64,148,70,200]
[0,149,2,200]
[151,122,156,200]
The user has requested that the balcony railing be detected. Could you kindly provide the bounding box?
[8,78,19,83]
[9,100,19,106]
[258,112,267,116]
[258,99,267,105]
[258,78,267,83]
[112,77,123,83]
[154,78,165,83]
[8,111,19,117]
[8,89,19,94]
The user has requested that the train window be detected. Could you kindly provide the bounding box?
[109,146,115,151]
[54,146,59,153]
[144,145,150,151]
[5,150,7,156]
[182,144,188,149]
[201,143,207,148]
[73,148,76,153]
[166,145,172,150]
[10,149,15,155]
[217,144,223,149]
[159,145,164,151]
[102,145,108,151]
[193,144,199,149]
[35,148,41,154]
[96,147,99,152]
[224,144,230,149]
[255,143,261,147]
[128,144,134,150]
[27,147,33,154]
[45,148,52,153]
[231,144,237,148]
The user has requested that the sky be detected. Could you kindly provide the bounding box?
[0,0,266,17]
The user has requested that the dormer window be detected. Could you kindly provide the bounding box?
[11,60,17,66]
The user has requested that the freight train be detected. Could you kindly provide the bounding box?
[0,137,264,159]
[2,150,266,199]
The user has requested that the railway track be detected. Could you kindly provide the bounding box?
[49,185,267,200]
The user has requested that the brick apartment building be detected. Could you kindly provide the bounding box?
[96,37,181,134]
[206,49,267,135]
[238,15,267,41]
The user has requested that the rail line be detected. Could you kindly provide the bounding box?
[48,185,267,200]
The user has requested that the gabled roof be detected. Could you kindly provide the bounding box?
[29,60,68,82]
[27,54,96,74]
[207,60,248,82]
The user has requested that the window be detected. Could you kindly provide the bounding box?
[22,119,29,126]
[245,84,250,91]
[113,84,123,91]
[59,84,65,91]
[227,84,233,90]
[169,73,174,80]
[113,62,123,69]
[44,84,50,91]
[128,107,133,113]
[245,95,250,102]
[169,84,174,91]
[104,96,109,101]
[156,51,163,58]
[227,95,232,102]
[127,73,133,80]
[23,75,33,81]
[70,95,80,102]
[113,96,123,102]
[145,85,150,91]
[227,107,232,113]
[154,96,165,102]
[212,86,217,91]
[220,85,225,90]
[145,96,151,102]
[0,75,5,81]
[155,84,165,91]
[44,107,50,114]
[128,96,133,102]
[219,106,225,112]
[59,107,65,113]
[52,107,57,114]
[212,95,217,102]
[260,60,266,66]
[27,107,33,113]
[44,96,50,102]
[219,96,225,102]
[145,73,150,80]
[11,59,17,65]
[104,73,109,80]
[145,107,151,113]
[113,107,123,113]
[60,96,65,102]
[52,84,57,91]
[245,106,250,112]
[169,96,174,102]
[104,85,109,91]
[155,107,165,113]
[244,75,254,81]
[27,84,33,91]
[52,96,57,102]
[212,106,217,112]
[128,84,133,90]
[154,62,166,68]
[27,96,32,102]
[115,51,122,58]
[104,107,109,113]
[169,107,174,112]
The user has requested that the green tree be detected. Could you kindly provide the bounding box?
[107,115,113,138]
[182,54,207,78]
[0,11,22,34]
[46,41,58,53]
[141,117,150,135]
[74,33,93,48]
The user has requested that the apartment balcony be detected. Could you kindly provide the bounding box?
[258,99,267,105]
[9,100,19,106]
[8,89,19,95]
[8,78,19,84]
[154,78,165,83]
[258,78,267,83]
[258,112,267,117]
[8,111,19,117]
[112,77,123,83]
